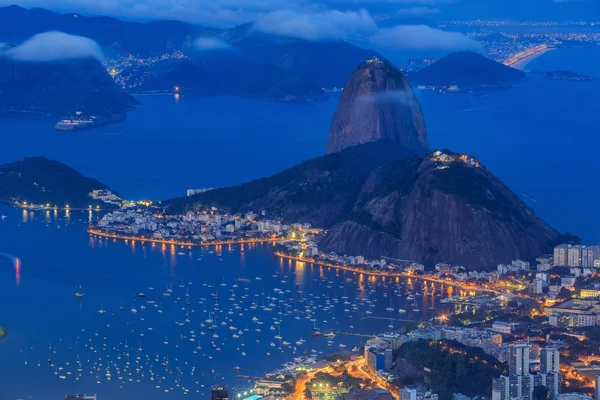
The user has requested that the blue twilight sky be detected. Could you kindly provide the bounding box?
[0,0,598,27]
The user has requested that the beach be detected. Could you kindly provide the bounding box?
[508,46,556,70]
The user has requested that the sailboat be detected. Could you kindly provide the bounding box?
[274,325,283,341]
[74,286,85,297]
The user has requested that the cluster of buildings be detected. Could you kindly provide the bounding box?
[492,344,562,400]
[186,188,214,197]
[406,325,503,354]
[364,333,403,376]
[430,151,481,168]
[554,245,600,268]
[545,298,600,328]
[400,386,439,400]
[94,207,298,244]
[104,50,189,90]
[89,190,123,205]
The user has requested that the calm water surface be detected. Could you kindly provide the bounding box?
[0,204,453,399]
[0,46,599,399]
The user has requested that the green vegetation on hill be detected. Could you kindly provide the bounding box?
[411,51,526,89]
[394,340,507,400]
[0,157,113,208]
[0,56,138,117]
[166,140,412,221]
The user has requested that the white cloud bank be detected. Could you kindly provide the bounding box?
[194,37,232,50]
[4,31,103,61]
[373,24,481,50]
[254,9,377,40]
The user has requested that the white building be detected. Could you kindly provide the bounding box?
[583,245,600,268]
[567,245,586,267]
[400,388,417,400]
[492,321,517,334]
[540,347,560,374]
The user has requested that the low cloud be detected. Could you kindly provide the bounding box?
[395,6,441,16]
[359,90,415,105]
[373,25,481,50]
[195,37,232,50]
[4,31,103,61]
[254,9,376,40]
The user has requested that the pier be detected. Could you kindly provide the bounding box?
[360,316,416,323]
[332,331,376,338]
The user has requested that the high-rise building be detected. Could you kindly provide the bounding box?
[492,376,510,400]
[554,244,570,267]
[365,347,386,371]
[211,386,229,400]
[583,246,600,268]
[541,347,560,374]
[568,246,584,267]
[400,388,417,400]
[595,375,600,400]
[510,343,530,377]
[384,348,393,370]
[547,372,561,400]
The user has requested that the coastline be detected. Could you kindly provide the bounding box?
[274,252,498,294]
[88,228,293,248]
[509,47,555,70]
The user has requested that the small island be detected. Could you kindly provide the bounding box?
[0,327,6,339]
[544,70,596,81]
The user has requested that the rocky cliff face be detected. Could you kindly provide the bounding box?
[168,144,558,269]
[319,155,558,268]
[326,58,428,155]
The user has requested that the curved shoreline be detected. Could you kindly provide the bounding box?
[88,228,290,247]
[505,45,555,70]
[274,252,499,294]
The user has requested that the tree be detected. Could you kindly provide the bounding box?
[303,388,312,399]
[557,288,572,300]
[533,385,549,400]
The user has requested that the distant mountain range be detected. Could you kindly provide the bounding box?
[167,59,559,268]
[0,56,138,118]
[0,5,380,101]
[0,157,112,208]
[410,52,526,89]
[0,5,218,57]
[122,57,328,103]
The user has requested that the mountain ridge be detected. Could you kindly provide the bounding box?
[0,56,138,118]
[166,142,558,268]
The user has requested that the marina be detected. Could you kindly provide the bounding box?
[0,204,457,400]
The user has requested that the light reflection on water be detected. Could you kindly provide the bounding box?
[0,205,467,400]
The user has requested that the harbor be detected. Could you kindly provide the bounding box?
[0,205,456,400]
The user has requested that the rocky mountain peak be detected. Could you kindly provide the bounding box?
[326,57,428,155]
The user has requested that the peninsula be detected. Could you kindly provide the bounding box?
[0,157,117,209]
